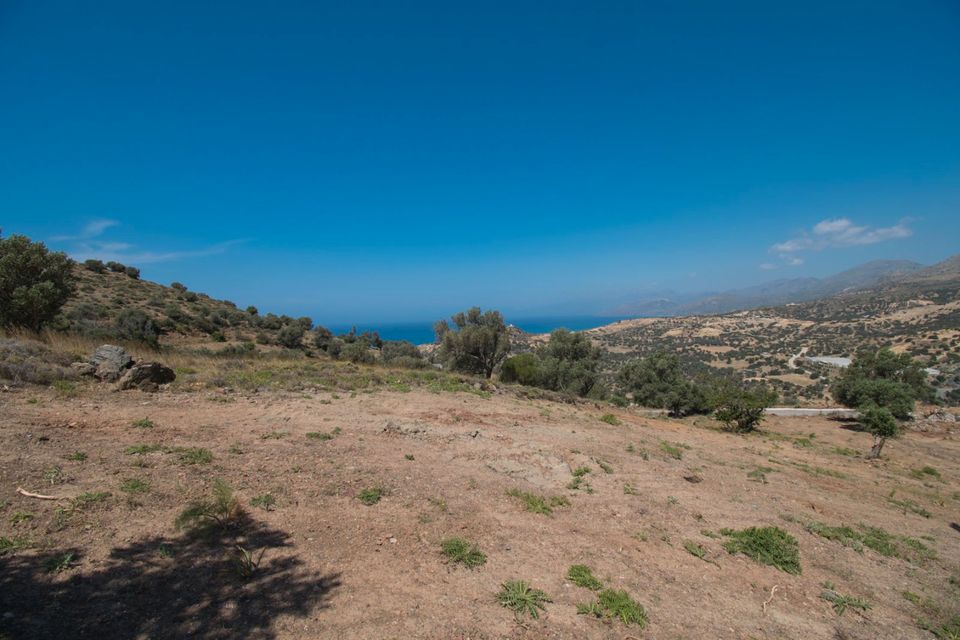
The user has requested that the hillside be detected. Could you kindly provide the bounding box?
[608,259,927,317]
[578,255,960,404]
[57,263,315,351]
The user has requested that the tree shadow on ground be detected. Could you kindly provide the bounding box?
[0,511,341,639]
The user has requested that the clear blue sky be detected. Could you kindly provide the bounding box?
[2,1,959,323]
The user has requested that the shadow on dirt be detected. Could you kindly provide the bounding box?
[0,511,340,639]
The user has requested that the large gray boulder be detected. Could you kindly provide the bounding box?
[90,345,134,382]
[116,362,176,391]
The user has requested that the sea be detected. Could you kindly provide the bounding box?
[325,316,633,345]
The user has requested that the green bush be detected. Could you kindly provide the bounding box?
[341,340,375,364]
[381,340,424,366]
[114,309,161,348]
[275,323,305,349]
[617,352,711,416]
[712,383,777,432]
[501,353,540,385]
[435,307,510,378]
[0,233,76,330]
[84,259,107,273]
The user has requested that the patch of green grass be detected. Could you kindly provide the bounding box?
[683,540,718,566]
[701,529,720,539]
[10,512,33,525]
[42,551,75,573]
[120,478,150,494]
[568,466,592,491]
[260,430,288,440]
[747,466,775,483]
[131,418,155,429]
[832,446,858,457]
[125,443,165,455]
[72,491,111,510]
[625,443,635,453]
[0,536,31,554]
[52,379,77,396]
[176,447,213,465]
[250,493,277,510]
[578,589,648,627]
[567,564,603,590]
[888,497,932,518]
[441,537,486,568]
[506,488,569,516]
[496,580,551,620]
[793,436,814,448]
[64,451,87,462]
[358,486,384,506]
[594,459,614,474]
[805,521,864,552]
[43,466,65,485]
[660,441,684,460]
[911,465,943,481]
[404,454,415,461]
[228,444,244,455]
[720,526,801,574]
[820,588,871,616]
[600,413,621,426]
[175,479,240,531]
[623,483,638,495]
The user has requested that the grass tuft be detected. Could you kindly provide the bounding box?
[578,589,648,627]
[720,526,801,574]
[567,564,603,590]
[358,486,384,506]
[441,537,486,568]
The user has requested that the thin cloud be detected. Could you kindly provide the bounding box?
[55,220,246,265]
[51,218,119,242]
[72,239,246,264]
[771,217,913,255]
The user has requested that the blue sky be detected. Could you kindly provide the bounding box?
[2,1,959,323]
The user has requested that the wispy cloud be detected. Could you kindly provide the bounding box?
[772,217,912,254]
[762,217,913,270]
[51,218,119,242]
[55,219,246,265]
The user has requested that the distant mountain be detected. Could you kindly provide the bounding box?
[607,259,926,317]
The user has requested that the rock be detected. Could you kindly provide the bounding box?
[71,362,96,377]
[90,345,133,381]
[116,362,176,391]
[683,474,704,483]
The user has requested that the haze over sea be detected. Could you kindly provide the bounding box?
[327,316,633,345]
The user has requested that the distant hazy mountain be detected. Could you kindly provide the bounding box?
[607,259,926,317]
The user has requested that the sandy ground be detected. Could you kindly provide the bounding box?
[1,383,958,639]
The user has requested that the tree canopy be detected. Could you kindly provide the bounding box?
[434,307,510,378]
[0,233,76,331]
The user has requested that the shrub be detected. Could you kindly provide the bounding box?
[358,486,384,505]
[0,233,76,330]
[84,259,107,273]
[381,340,424,365]
[114,309,161,348]
[106,261,126,273]
[124,266,140,279]
[276,323,305,349]
[171,282,187,292]
[501,353,540,385]
[435,307,510,378]
[617,352,711,416]
[341,340,375,364]
[314,326,333,351]
[713,383,777,433]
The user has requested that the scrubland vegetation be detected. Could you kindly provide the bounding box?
[1,231,959,638]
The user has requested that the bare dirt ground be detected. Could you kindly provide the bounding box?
[2,383,958,639]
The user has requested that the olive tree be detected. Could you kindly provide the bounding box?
[434,307,510,378]
[0,233,76,330]
[832,348,930,458]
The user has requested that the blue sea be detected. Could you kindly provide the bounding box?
[326,316,633,345]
